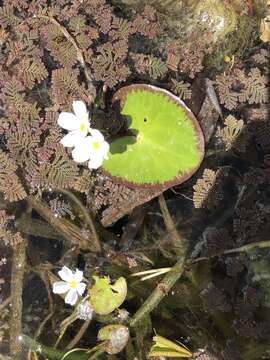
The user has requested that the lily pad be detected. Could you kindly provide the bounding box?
[89,276,127,315]
[103,84,204,189]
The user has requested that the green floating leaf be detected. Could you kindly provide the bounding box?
[149,335,192,358]
[89,276,127,315]
[103,84,204,189]
[98,324,130,355]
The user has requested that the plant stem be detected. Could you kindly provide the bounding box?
[125,338,136,360]
[16,216,63,240]
[27,196,92,250]
[55,189,102,253]
[130,255,186,327]
[130,195,187,327]
[87,347,105,359]
[66,319,91,350]
[158,194,185,256]
[191,240,270,263]
[224,240,270,254]
[9,238,27,360]
[22,335,89,360]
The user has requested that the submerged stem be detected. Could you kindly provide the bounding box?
[9,238,27,360]
[66,319,91,350]
[22,335,89,360]
[158,194,186,256]
[192,240,270,263]
[27,196,94,251]
[130,255,186,327]
[131,194,187,327]
[54,189,102,253]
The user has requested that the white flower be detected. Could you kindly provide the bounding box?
[72,129,110,169]
[58,101,90,148]
[52,266,86,306]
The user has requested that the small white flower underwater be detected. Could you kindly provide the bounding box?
[58,101,110,169]
[52,266,86,306]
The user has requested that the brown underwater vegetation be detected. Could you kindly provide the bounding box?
[0,0,270,359]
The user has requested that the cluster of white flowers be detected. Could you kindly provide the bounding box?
[58,101,109,169]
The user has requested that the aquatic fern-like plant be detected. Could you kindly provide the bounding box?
[103,84,205,189]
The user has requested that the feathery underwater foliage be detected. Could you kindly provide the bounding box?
[0,1,270,359]
[0,0,166,201]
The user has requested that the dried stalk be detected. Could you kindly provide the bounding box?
[9,237,27,359]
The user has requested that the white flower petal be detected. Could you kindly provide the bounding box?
[99,141,110,158]
[60,130,84,148]
[89,128,104,142]
[88,155,104,169]
[53,281,70,294]
[65,288,78,306]
[58,266,73,282]
[58,112,78,131]
[79,127,88,138]
[74,269,83,282]
[77,282,86,296]
[71,137,93,163]
[73,101,88,122]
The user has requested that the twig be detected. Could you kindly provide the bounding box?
[9,237,27,360]
[35,14,96,102]
[54,189,102,253]
[158,193,185,256]
[66,319,91,350]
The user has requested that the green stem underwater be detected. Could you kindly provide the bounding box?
[130,255,186,327]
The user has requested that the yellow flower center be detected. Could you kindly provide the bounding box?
[69,280,78,289]
[92,141,101,151]
[79,123,87,132]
